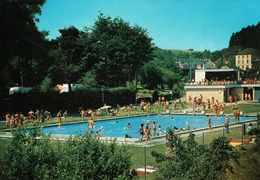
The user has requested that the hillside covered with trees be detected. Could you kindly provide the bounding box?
[229,22,260,50]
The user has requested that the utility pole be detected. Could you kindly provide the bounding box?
[188,49,193,81]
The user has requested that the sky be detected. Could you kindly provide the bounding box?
[36,0,260,52]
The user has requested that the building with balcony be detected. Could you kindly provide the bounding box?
[184,68,260,103]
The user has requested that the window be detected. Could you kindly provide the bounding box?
[238,60,240,64]
[247,60,249,64]
[242,55,244,59]
[238,56,240,59]
[242,60,244,64]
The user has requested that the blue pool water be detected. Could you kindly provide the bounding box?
[42,114,255,138]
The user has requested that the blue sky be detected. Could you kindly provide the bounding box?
[36,0,260,52]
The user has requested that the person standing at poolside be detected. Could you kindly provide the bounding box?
[228,95,233,105]
[211,97,215,104]
[158,125,162,135]
[57,110,62,126]
[152,121,157,137]
[207,99,211,111]
[81,109,86,121]
[28,109,34,123]
[138,123,144,142]
[88,118,94,133]
[185,122,190,131]
[154,101,159,113]
[144,123,152,141]
[63,110,68,123]
[200,94,203,103]
[146,102,151,115]
[207,115,211,130]
[244,93,247,101]
[236,108,240,123]
[233,108,237,122]
[179,99,182,112]
[188,95,192,108]
[225,115,230,134]
[234,95,238,104]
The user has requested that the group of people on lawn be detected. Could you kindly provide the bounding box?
[5,109,65,131]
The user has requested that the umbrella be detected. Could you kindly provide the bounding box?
[100,105,111,109]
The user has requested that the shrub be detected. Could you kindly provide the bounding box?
[1,125,132,180]
[152,131,239,180]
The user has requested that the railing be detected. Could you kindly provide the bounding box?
[185,80,260,86]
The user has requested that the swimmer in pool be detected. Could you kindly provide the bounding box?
[126,122,131,128]
[99,126,104,132]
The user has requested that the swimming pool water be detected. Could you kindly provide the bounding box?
[42,114,255,138]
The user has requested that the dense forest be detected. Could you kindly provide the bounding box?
[229,22,260,50]
[0,1,259,93]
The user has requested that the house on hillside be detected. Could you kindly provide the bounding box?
[235,48,260,70]
[203,59,216,69]
[178,59,210,70]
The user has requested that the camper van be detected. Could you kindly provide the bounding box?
[9,87,32,95]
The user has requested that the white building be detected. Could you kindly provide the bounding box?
[185,68,260,102]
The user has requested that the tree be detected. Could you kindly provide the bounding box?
[82,12,154,87]
[140,60,164,89]
[40,76,53,92]
[229,22,260,50]
[78,70,98,89]
[140,59,183,90]
[48,26,84,92]
[0,0,48,88]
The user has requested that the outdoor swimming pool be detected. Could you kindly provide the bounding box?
[42,114,256,138]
